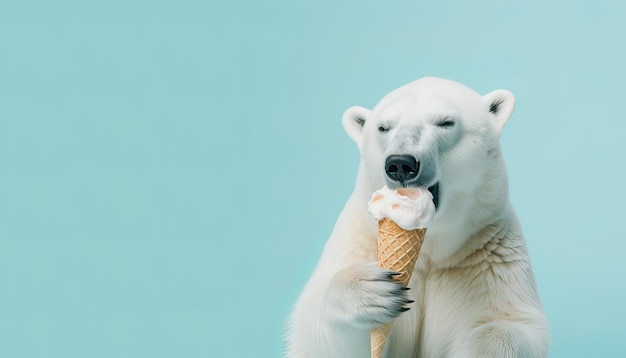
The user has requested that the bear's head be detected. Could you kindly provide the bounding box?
[343,77,516,261]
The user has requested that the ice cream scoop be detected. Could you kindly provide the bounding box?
[368,186,435,230]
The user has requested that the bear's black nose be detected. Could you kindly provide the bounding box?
[385,155,419,183]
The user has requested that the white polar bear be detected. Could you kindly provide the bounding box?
[285,77,549,358]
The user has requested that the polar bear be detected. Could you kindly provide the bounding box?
[285,77,550,357]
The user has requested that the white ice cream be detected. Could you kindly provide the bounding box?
[367,185,436,230]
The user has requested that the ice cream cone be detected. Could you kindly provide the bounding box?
[370,217,427,358]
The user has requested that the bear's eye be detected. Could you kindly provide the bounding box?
[436,119,455,128]
[378,126,389,133]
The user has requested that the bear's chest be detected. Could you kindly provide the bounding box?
[405,263,493,357]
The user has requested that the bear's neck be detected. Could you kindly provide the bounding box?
[344,163,380,236]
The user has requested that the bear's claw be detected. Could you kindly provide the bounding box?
[326,262,414,328]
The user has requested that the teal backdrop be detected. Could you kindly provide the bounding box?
[1,1,625,357]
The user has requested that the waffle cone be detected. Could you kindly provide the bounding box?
[370,217,427,358]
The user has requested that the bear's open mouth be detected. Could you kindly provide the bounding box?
[428,183,439,210]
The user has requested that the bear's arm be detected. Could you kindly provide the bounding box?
[285,211,378,358]
[445,240,550,358]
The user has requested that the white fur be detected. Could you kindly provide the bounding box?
[285,77,549,358]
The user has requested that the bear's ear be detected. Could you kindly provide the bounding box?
[342,106,371,145]
[483,89,515,133]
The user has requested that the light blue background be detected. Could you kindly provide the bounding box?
[1,1,624,357]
